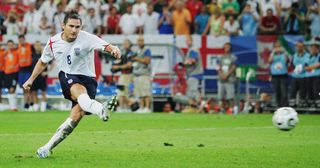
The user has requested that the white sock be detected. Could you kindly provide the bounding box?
[33,104,39,111]
[43,118,77,150]
[8,94,17,110]
[40,102,46,112]
[77,94,103,115]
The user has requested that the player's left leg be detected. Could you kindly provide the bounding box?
[70,83,116,121]
[37,104,84,158]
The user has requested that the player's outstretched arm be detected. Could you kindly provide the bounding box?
[23,60,48,91]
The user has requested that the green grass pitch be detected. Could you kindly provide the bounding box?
[0,111,319,168]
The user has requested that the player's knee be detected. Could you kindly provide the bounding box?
[70,83,87,100]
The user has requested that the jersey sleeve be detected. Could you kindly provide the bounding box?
[144,49,151,57]
[189,50,199,60]
[88,33,110,51]
[40,40,54,63]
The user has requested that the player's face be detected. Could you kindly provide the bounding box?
[63,18,81,42]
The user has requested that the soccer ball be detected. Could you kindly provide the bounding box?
[272,107,299,131]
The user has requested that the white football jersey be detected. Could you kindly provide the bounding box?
[41,31,109,77]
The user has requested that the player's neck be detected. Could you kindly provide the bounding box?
[61,33,76,43]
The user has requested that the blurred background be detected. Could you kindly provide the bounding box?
[0,0,320,114]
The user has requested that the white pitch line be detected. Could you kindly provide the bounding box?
[0,125,319,136]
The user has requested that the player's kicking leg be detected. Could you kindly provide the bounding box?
[70,83,117,121]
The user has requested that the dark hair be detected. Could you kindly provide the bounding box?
[109,6,117,12]
[7,40,14,44]
[63,10,82,25]
[267,8,273,12]
[18,34,25,39]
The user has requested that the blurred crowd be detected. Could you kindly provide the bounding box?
[0,0,320,36]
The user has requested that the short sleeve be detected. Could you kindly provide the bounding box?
[232,54,238,65]
[189,50,199,59]
[88,33,109,51]
[40,39,54,63]
[144,49,151,57]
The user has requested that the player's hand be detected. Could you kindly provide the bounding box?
[106,45,121,59]
[23,79,33,92]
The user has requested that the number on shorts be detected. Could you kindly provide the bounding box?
[67,55,71,65]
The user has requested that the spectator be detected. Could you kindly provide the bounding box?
[74,2,87,18]
[223,15,240,36]
[172,0,192,35]
[60,0,69,9]
[217,42,237,113]
[305,39,320,107]
[87,0,103,19]
[207,0,220,16]
[194,5,209,34]
[163,102,174,113]
[3,40,19,111]
[132,36,152,113]
[238,3,258,36]
[3,10,23,36]
[66,0,89,11]
[52,2,66,35]
[141,4,160,34]
[204,98,220,113]
[83,7,102,36]
[298,0,314,14]
[0,1,12,16]
[38,0,57,25]
[119,3,140,35]
[284,7,304,34]
[245,0,259,16]
[111,39,134,112]
[38,15,52,35]
[154,0,168,14]
[119,0,131,15]
[184,36,203,110]
[185,0,203,20]
[259,0,280,16]
[17,35,33,111]
[307,5,320,37]
[101,0,119,16]
[103,6,121,34]
[289,41,308,107]
[14,0,29,21]
[0,11,6,35]
[158,5,174,34]
[22,3,41,35]
[221,0,240,17]
[278,0,296,19]
[30,41,48,112]
[132,0,147,17]
[202,8,226,36]
[259,8,280,35]
[268,41,289,107]
[172,62,187,95]
[0,45,4,105]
